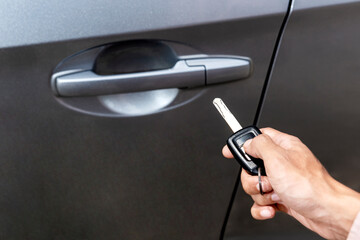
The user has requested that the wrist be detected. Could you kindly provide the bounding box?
[321,177,360,239]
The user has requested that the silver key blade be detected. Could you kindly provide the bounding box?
[213,98,242,133]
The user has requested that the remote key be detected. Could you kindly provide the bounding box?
[213,98,266,176]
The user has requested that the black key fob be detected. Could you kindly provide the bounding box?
[227,126,266,176]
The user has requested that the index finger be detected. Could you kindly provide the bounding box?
[222,145,233,159]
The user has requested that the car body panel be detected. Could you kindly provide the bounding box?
[0,1,288,239]
[0,0,286,49]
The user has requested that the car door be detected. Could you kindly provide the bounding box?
[0,1,289,239]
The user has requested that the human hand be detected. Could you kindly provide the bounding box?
[222,128,360,240]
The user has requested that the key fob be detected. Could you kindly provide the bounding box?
[227,126,266,176]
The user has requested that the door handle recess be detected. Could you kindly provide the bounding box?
[52,56,252,97]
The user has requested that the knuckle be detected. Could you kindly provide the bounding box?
[292,136,300,142]
[289,136,301,144]
[262,127,274,132]
[282,136,302,149]
[282,139,294,148]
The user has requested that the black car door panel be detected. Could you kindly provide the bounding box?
[0,1,289,239]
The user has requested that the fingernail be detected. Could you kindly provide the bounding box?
[256,183,260,191]
[243,139,252,148]
[271,193,280,202]
[260,209,272,218]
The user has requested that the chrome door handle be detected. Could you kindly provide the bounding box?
[52,56,251,97]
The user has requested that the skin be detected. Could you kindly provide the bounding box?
[222,128,360,240]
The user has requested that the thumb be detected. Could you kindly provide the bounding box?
[243,134,287,168]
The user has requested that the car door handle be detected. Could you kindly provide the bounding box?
[52,56,252,97]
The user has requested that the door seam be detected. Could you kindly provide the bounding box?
[219,0,294,239]
[254,0,295,126]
